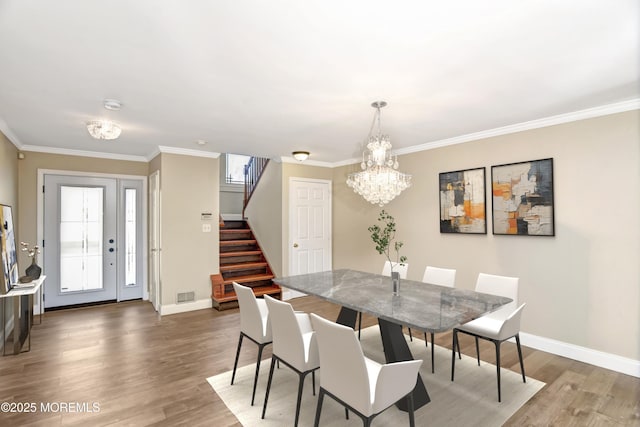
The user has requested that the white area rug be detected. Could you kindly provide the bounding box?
[207,325,545,426]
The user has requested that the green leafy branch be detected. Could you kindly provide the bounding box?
[368,210,407,269]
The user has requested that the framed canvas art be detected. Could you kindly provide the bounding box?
[0,204,20,293]
[439,167,486,234]
[491,158,554,236]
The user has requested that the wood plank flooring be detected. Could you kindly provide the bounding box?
[0,298,638,426]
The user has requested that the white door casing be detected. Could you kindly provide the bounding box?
[288,178,331,299]
[149,171,161,311]
[38,170,147,309]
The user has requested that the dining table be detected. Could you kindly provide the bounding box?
[272,268,513,412]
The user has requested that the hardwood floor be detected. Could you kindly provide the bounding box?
[0,298,638,426]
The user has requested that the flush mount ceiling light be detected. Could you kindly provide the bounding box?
[86,119,122,140]
[346,101,412,206]
[292,151,310,162]
[86,98,123,140]
[103,99,122,111]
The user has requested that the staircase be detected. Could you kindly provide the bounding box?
[210,219,281,310]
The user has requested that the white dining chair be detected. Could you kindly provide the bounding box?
[357,261,409,339]
[262,295,320,427]
[231,282,272,406]
[413,266,457,373]
[310,313,422,427]
[451,273,527,402]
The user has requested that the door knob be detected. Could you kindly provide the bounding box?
[293,243,298,248]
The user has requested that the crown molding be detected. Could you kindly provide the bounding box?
[333,98,640,167]
[156,145,221,159]
[0,118,24,149]
[19,144,149,162]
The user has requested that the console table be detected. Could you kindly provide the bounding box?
[1,275,46,355]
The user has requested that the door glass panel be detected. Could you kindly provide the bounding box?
[125,188,136,286]
[59,186,103,292]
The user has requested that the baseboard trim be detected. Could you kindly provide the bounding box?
[160,298,212,316]
[520,332,640,378]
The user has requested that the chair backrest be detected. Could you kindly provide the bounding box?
[422,266,456,287]
[475,273,519,313]
[264,295,308,370]
[310,313,371,415]
[234,282,271,343]
[381,261,409,279]
[499,303,526,340]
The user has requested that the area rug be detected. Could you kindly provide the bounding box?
[207,325,545,426]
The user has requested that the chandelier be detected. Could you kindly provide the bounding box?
[346,101,411,206]
[86,119,122,140]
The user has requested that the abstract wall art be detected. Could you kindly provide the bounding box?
[1,204,19,293]
[439,167,486,234]
[491,158,554,236]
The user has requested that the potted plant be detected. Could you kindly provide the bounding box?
[368,210,407,295]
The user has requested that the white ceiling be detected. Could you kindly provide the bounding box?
[0,0,638,164]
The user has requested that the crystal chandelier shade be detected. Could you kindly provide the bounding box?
[346,101,411,206]
[86,119,122,140]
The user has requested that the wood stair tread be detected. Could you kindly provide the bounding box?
[219,250,262,257]
[215,285,282,303]
[222,273,274,285]
[220,239,257,246]
[220,229,251,233]
[220,262,268,272]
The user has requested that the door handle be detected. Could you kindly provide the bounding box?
[293,243,298,248]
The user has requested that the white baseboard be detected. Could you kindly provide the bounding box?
[520,332,640,378]
[160,298,212,316]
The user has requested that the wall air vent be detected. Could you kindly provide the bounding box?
[176,291,195,304]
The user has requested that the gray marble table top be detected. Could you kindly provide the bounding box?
[273,269,512,332]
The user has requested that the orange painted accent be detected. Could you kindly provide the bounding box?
[470,203,485,219]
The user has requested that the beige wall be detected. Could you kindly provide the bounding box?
[245,161,334,278]
[245,161,283,275]
[155,153,219,305]
[333,110,640,361]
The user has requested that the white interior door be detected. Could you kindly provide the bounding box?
[149,171,161,311]
[288,178,332,299]
[44,175,117,307]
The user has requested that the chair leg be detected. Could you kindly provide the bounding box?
[424,332,428,347]
[407,392,416,427]
[251,343,265,406]
[495,340,502,402]
[475,336,481,366]
[294,372,306,427]
[430,332,435,373]
[313,388,325,427]
[515,334,526,383]
[357,311,362,340]
[312,370,316,395]
[408,327,413,341]
[261,357,277,419]
[451,329,458,381]
[231,333,244,385]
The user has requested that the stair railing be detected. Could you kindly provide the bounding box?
[243,156,269,217]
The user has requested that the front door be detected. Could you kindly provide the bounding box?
[43,174,144,308]
[288,178,332,299]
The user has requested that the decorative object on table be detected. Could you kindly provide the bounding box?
[439,167,486,234]
[368,210,407,295]
[0,204,20,294]
[20,241,42,280]
[346,101,412,206]
[491,158,554,236]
